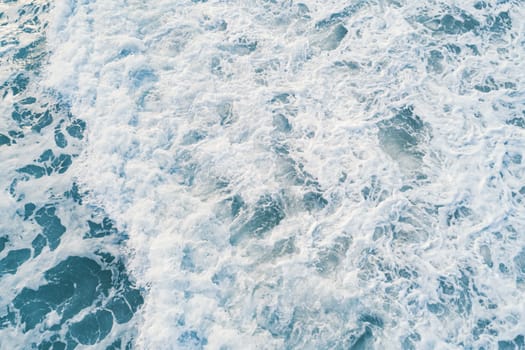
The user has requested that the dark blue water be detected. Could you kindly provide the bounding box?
[0,1,143,348]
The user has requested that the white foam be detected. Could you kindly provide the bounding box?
[43,0,525,348]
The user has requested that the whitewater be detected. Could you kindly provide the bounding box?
[0,0,524,349]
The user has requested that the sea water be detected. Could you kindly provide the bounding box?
[0,0,524,349]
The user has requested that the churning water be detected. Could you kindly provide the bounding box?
[0,0,524,349]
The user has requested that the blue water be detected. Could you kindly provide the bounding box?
[0,1,142,348]
[1,0,524,349]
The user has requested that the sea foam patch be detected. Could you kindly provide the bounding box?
[33,0,525,348]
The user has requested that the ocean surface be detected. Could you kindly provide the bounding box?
[0,0,524,349]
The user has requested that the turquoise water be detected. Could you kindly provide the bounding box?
[0,1,142,348]
[1,0,524,349]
